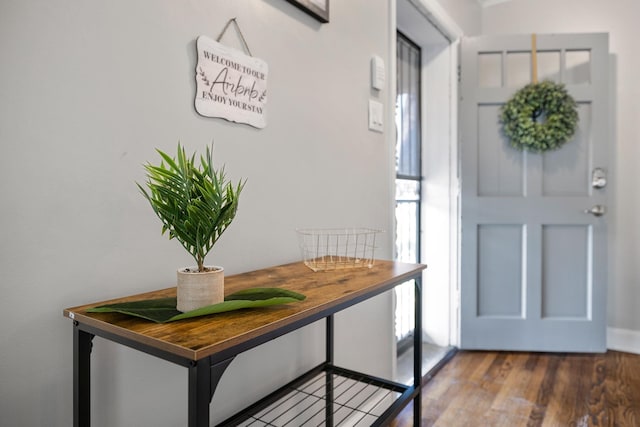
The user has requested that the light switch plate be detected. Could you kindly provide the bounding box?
[368,100,384,133]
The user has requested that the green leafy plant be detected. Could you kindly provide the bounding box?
[500,80,579,152]
[138,144,245,272]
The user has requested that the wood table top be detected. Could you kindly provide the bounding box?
[64,260,425,361]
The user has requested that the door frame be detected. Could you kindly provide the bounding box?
[389,0,463,351]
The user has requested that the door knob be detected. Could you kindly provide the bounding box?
[584,205,606,217]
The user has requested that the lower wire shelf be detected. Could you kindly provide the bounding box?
[218,364,415,427]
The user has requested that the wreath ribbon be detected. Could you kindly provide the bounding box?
[531,33,538,83]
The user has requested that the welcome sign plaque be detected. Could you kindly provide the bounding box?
[195,35,268,129]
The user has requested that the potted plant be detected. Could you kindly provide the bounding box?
[138,143,245,312]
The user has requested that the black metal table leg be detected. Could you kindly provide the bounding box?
[325,315,334,427]
[189,358,211,427]
[188,356,235,427]
[73,323,94,427]
[413,277,423,426]
[189,359,211,427]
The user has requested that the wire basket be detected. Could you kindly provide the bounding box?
[296,228,381,272]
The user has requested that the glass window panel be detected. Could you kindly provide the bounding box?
[395,179,420,201]
[566,50,591,84]
[506,51,531,87]
[395,200,419,263]
[395,35,421,178]
[395,280,415,341]
[478,52,502,88]
[537,50,561,82]
[395,33,420,347]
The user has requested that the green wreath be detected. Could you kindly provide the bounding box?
[500,80,579,152]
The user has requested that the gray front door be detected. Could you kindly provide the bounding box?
[459,33,609,352]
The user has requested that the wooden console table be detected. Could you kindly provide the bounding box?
[64,260,426,427]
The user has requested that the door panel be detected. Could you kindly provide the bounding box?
[541,224,590,319]
[542,103,592,197]
[478,105,525,197]
[477,224,524,318]
[460,33,609,352]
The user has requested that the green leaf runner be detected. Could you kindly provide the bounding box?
[87,288,306,323]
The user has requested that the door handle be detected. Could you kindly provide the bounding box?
[584,205,606,217]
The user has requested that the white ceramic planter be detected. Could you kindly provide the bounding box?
[176,266,224,312]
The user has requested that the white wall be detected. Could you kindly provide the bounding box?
[482,0,640,340]
[436,0,482,35]
[0,1,396,426]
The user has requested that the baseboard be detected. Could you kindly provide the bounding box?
[607,327,640,355]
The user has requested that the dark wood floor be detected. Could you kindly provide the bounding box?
[391,350,640,426]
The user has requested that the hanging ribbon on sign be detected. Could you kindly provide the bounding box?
[194,18,269,129]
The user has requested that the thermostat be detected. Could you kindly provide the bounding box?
[371,55,385,90]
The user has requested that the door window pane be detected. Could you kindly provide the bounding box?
[506,51,531,87]
[566,50,591,84]
[478,52,502,88]
[537,51,561,82]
